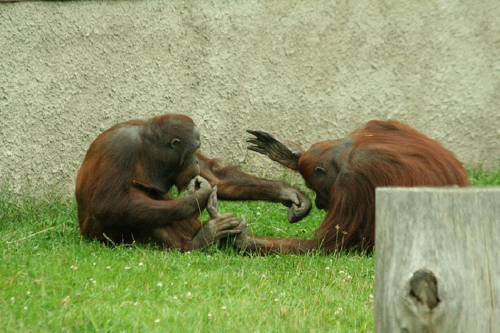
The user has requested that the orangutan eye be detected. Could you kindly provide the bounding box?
[314,166,325,174]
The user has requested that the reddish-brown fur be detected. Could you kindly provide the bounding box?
[76,114,311,251]
[244,120,469,253]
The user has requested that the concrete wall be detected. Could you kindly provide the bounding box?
[1,1,499,194]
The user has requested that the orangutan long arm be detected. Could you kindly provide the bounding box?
[123,187,211,229]
[242,237,319,255]
[197,153,311,223]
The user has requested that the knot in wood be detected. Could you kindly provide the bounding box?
[409,269,440,310]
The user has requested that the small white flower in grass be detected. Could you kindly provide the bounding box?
[256,212,261,216]
[10,297,15,304]
[187,292,192,298]
[157,282,163,287]
[93,262,96,266]
[339,270,345,274]
[70,265,78,270]
[346,275,352,281]
[274,298,279,302]
[138,262,144,266]
[173,296,178,300]
[207,313,212,320]
[106,266,112,270]
[221,305,227,310]
[187,263,191,267]
[26,291,31,296]
[334,307,343,315]
[24,306,28,310]
[326,267,330,270]
[369,294,374,299]
[154,319,160,323]
[124,266,131,270]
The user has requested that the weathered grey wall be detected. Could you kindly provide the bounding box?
[0,1,499,194]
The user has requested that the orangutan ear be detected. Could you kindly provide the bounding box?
[170,139,181,148]
[314,166,326,174]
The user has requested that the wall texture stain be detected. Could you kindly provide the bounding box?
[0,1,499,194]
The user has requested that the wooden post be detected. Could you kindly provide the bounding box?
[375,187,499,333]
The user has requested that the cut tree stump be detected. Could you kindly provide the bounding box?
[375,187,499,333]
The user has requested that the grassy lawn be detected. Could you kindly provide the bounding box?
[1,169,498,332]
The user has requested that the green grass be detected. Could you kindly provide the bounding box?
[467,167,500,186]
[0,169,498,332]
